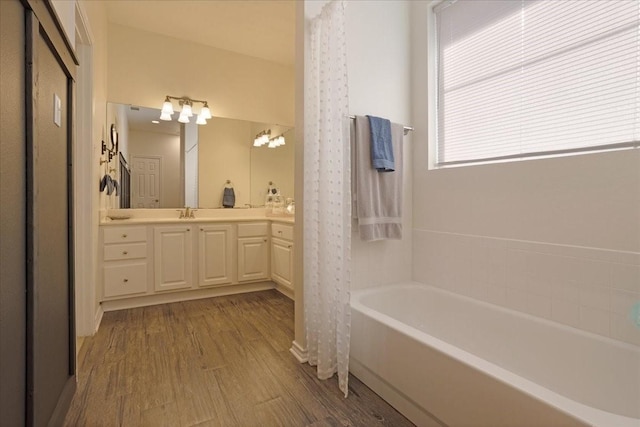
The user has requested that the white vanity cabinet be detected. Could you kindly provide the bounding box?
[153,225,194,292]
[271,222,294,292]
[100,218,294,310]
[198,224,233,287]
[237,222,270,282]
[102,226,148,298]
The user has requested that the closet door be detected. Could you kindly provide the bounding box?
[25,5,78,426]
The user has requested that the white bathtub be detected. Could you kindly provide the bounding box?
[350,282,640,427]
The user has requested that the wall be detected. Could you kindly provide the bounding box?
[107,23,294,127]
[304,0,413,291]
[198,118,252,208]
[0,1,26,423]
[411,1,640,346]
[129,129,181,208]
[250,126,295,206]
[78,0,108,327]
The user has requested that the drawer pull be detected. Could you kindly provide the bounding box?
[123,251,128,255]
[122,234,127,238]
[123,278,129,283]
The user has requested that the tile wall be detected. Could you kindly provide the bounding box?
[413,229,640,347]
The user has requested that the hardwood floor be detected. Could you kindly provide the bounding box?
[64,290,414,427]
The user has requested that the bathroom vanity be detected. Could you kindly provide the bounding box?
[99,210,294,311]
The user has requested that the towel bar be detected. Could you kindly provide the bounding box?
[348,115,414,135]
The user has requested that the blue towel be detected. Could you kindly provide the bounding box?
[222,187,235,208]
[367,115,395,172]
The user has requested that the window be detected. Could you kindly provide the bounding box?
[433,0,640,166]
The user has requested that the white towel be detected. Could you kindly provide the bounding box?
[352,115,403,241]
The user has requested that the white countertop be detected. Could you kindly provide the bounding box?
[100,208,294,226]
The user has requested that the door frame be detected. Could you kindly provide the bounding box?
[73,1,98,337]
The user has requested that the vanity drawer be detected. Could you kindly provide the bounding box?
[271,223,293,241]
[237,222,269,237]
[104,243,147,261]
[103,263,147,298]
[104,226,147,244]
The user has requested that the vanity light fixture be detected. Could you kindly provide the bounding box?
[160,95,212,125]
[254,129,286,148]
[253,129,271,147]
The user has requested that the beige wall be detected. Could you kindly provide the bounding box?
[198,118,252,208]
[107,23,294,126]
[250,126,295,206]
[129,129,181,208]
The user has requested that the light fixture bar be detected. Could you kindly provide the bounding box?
[160,95,212,125]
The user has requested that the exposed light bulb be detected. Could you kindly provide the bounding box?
[161,97,174,115]
[178,112,190,124]
[200,103,212,119]
[196,114,207,125]
[181,102,193,117]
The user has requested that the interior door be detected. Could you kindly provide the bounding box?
[132,156,161,208]
[26,8,76,426]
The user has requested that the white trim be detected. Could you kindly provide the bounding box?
[94,305,104,333]
[289,340,308,363]
[73,1,97,337]
[100,282,275,312]
[427,0,440,170]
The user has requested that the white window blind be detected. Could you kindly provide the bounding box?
[435,0,640,166]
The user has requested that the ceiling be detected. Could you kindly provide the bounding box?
[105,0,296,66]
[126,105,181,135]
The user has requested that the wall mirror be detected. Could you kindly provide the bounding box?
[107,102,294,209]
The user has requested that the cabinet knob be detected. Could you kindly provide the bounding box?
[200,228,204,231]
[123,251,128,255]
[123,278,129,283]
[278,230,282,234]
[288,245,292,249]
[122,234,127,238]
[264,239,268,242]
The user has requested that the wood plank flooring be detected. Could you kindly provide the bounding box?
[64,290,414,427]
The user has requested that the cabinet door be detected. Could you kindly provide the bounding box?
[154,226,193,292]
[198,224,233,287]
[104,263,148,298]
[271,238,293,290]
[237,236,269,282]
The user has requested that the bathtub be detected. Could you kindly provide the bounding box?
[350,282,640,427]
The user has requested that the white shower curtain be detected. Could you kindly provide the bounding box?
[304,0,351,397]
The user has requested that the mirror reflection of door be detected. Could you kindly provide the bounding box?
[132,156,161,208]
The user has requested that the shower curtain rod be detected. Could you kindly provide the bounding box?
[348,115,414,135]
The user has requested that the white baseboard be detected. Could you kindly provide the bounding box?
[100,282,275,312]
[289,340,308,363]
[94,305,104,333]
[274,282,294,300]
